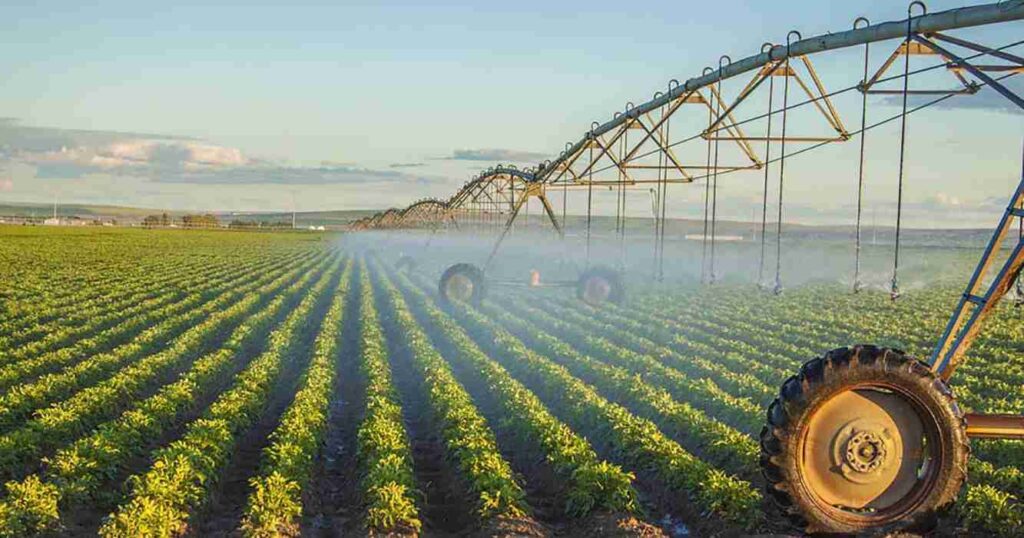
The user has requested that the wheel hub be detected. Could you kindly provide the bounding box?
[802,388,928,510]
[581,276,611,305]
[445,274,474,302]
[837,424,891,478]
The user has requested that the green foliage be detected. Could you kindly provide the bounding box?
[0,254,325,476]
[240,261,354,537]
[0,477,59,538]
[98,260,340,537]
[392,270,639,518]
[240,473,302,538]
[375,268,529,520]
[435,285,763,528]
[354,263,421,534]
[960,484,1023,536]
[1,227,1023,535]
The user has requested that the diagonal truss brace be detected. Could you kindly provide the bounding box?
[928,49,1024,380]
[706,56,849,143]
[861,39,979,96]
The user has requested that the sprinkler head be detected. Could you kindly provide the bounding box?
[889,277,901,301]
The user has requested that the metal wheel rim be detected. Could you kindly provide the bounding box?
[581,276,612,305]
[445,273,475,302]
[797,382,944,525]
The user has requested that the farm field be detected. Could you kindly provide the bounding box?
[0,225,1021,537]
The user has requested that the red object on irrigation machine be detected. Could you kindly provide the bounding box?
[354,2,1024,532]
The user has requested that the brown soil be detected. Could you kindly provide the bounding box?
[303,279,369,537]
[49,289,313,536]
[187,341,318,536]
[419,319,569,526]
[473,515,550,537]
[189,273,338,537]
[376,290,475,535]
[566,512,667,538]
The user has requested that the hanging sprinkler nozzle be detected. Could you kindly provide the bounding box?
[890,276,902,301]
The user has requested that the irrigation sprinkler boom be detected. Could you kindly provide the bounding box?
[350,2,1024,532]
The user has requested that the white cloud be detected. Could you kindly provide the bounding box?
[4,123,441,186]
[932,192,961,207]
[448,148,548,162]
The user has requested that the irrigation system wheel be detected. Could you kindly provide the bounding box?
[576,266,624,306]
[395,254,416,272]
[760,345,968,535]
[439,263,485,305]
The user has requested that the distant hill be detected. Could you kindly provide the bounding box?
[0,202,379,229]
[0,202,183,219]
[0,201,998,247]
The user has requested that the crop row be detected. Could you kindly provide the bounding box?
[241,258,355,537]
[97,256,341,537]
[0,249,305,360]
[0,250,263,355]
[0,232,310,330]
[0,252,302,391]
[587,290,1024,473]
[532,287,1024,533]
[0,250,325,433]
[485,295,762,481]
[635,288,1023,414]
[0,247,196,325]
[0,256,343,537]
[373,266,530,522]
[354,261,420,534]
[388,269,640,518]
[402,279,762,529]
[0,253,332,476]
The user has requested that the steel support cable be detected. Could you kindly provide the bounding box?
[854,16,872,294]
[652,95,667,280]
[586,132,595,265]
[710,57,730,285]
[701,78,714,284]
[562,163,567,228]
[759,58,776,289]
[577,61,1022,203]
[576,38,1024,181]
[774,34,798,295]
[618,125,628,269]
[892,3,925,301]
[658,84,676,281]
[710,88,722,284]
[738,70,1019,174]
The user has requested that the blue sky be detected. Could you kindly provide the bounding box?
[0,0,1021,226]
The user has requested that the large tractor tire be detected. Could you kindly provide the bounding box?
[760,345,968,535]
[576,266,624,306]
[439,263,485,305]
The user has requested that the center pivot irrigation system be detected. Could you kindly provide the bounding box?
[352,2,1024,533]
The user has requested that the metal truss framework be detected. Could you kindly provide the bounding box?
[351,1,1024,243]
[348,0,1024,467]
